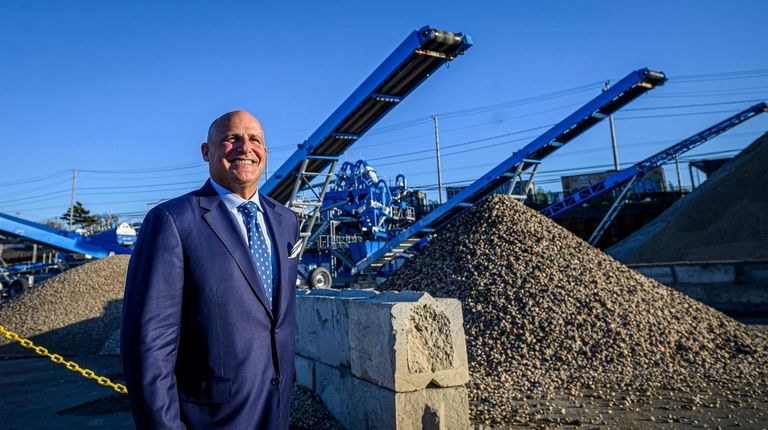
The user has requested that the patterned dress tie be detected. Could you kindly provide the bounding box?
[237,201,274,307]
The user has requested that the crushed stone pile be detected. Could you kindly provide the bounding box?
[381,195,768,426]
[608,131,768,263]
[0,255,130,356]
[289,385,344,430]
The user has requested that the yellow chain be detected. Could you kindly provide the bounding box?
[0,323,128,394]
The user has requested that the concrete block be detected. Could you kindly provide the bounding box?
[295,354,315,390]
[314,362,356,426]
[295,288,377,367]
[348,291,469,392]
[674,263,735,284]
[314,361,470,430]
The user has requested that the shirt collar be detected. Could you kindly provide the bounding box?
[209,178,263,213]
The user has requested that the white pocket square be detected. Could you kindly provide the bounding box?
[289,240,303,259]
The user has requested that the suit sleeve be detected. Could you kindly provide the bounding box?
[121,206,185,430]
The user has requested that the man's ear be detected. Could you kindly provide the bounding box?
[201,142,209,162]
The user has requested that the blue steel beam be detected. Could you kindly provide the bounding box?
[262,26,473,203]
[541,101,768,219]
[0,212,131,258]
[352,67,666,275]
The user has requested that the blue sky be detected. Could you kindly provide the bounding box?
[1,1,766,223]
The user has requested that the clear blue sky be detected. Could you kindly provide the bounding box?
[1,0,766,224]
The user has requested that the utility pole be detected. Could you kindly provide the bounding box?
[674,155,683,192]
[604,81,620,171]
[433,115,444,204]
[68,169,78,230]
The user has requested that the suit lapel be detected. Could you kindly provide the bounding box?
[198,182,274,320]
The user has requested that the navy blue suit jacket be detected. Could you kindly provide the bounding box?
[121,181,299,430]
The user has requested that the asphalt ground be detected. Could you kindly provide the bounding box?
[2,353,767,429]
[0,355,131,430]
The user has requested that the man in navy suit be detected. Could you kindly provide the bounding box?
[121,110,300,429]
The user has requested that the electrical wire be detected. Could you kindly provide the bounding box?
[621,99,766,111]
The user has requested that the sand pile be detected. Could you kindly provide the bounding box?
[608,131,768,263]
[381,195,768,425]
[0,256,129,356]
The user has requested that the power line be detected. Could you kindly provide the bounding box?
[622,98,766,111]
[616,109,743,120]
[79,186,197,196]
[674,68,768,81]
[78,180,201,191]
[368,125,553,162]
[0,170,69,188]
[366,81,603,136]
[0,189,70,206]
[79,162,204,175]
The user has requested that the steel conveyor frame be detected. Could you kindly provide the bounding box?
[541,101,768,220]
[262,26,473,204]
[0,212,132,258]
[352,67,667,275]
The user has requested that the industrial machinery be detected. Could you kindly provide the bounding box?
[257,26,473,286]
[350,67,667,277]
[0,257,65,301]
[539,101,768,245]
[0,213,133,258]
[0,213,132,298]
[300,160,420,287]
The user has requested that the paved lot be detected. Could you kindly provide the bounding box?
[2,354,766,429]
[0,355,132,430]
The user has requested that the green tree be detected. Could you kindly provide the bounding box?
[60,201,99,229]
[94,212,121,232]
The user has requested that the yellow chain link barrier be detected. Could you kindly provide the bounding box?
[0,323,127,394]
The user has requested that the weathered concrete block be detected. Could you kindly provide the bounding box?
[314,361,356,425]
[295,354,315,390]
[295,288,377,367]
[348,291,469,392]
[315,361,470,430]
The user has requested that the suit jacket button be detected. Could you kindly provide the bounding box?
[271,376,280,386]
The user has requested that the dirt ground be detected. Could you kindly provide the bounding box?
[2,353,766,429]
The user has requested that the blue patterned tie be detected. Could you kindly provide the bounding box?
[237,201,274,307]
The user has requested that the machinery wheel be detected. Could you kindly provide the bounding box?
[9,278,28,299]
[309,267,333,289]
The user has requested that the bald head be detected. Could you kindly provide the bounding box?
[202,110,267,199]
[207,110,263,145]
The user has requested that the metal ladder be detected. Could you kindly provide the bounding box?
[286,155,338,260]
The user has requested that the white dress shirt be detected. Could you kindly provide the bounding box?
[209,179,277,287]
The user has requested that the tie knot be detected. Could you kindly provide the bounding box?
[238,201,259,217]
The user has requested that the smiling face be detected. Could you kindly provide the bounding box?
[202,110,267,199]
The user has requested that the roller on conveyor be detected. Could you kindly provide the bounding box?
[352,68,667,275]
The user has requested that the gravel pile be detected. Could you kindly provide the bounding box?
[381,195,768,426]
[609,131,768,263]
[0,255,129,356]
[289,385,344,430]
